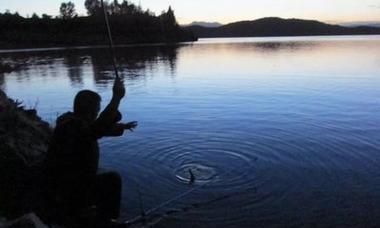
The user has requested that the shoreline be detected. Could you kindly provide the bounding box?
[0,40,196,54]
[1,34,380,53]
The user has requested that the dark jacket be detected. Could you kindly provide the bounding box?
[45,110,123,205]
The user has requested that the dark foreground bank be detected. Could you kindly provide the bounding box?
[0,90,51,224]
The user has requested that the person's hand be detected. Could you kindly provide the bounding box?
[124,121,138,132]
[112,77,125,100]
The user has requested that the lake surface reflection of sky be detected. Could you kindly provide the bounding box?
[1,36,380,227]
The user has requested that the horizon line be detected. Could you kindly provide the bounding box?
[179,17,380,26]
[1,9,379,26]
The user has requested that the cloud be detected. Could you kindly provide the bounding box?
[369,4,380,9]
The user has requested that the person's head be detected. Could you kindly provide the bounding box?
[73,90,101,121]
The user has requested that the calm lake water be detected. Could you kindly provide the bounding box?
[1,36,380,227]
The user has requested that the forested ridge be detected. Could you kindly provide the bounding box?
[0,0,197,49]
[186,17,380,38]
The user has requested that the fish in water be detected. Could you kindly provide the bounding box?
[188,169,195,184]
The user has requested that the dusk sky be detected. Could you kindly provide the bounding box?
[1,0,380,24]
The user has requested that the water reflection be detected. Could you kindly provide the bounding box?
[252,41,317,52]
[63,51,85,86]
[0,44,181,87]
[0,73,4,89]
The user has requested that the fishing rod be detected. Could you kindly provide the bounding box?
[98,1,203,225]
[98,2,250,225]
[100,0,120,79]
[99,2,188,222]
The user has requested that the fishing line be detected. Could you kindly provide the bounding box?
[124,166,243,225]
[137,186,257,227]
[136,184,146,218]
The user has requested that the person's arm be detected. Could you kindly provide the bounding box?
[103,121,138,137]
[93,77,125,137]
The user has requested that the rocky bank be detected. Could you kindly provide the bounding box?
[0,89,51,226]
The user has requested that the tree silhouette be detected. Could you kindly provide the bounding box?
[84,0,102,16]
[41,14,52,20]
[160,6,178,27]
[60,2,77,19]
[110,0,121,14]
[31,13,39,20]
[0,4,197,48]
[119,1,137,15]
[84,0,153,16]
[166,6,177,26]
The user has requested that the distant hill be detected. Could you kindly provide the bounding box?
[340,21,380,28]
[185,17,380,38]
[185,21,223,28]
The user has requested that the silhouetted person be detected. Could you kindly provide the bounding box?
[44,77,137,227]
